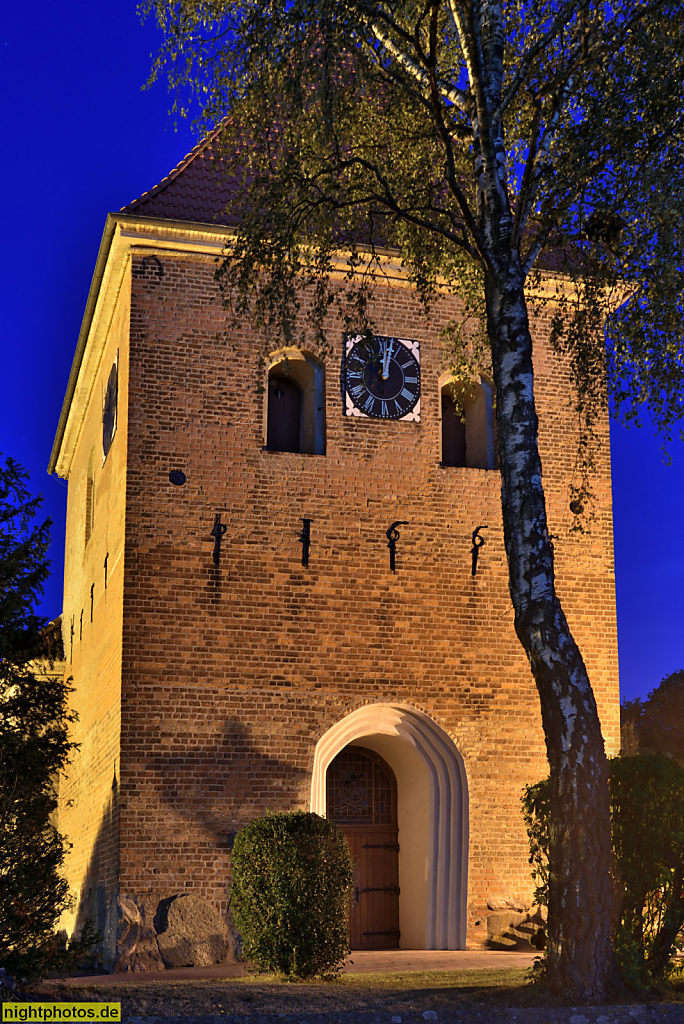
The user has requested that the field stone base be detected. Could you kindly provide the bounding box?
[105,893,165,972]
[124,922,165,972]
[155,893,229,968]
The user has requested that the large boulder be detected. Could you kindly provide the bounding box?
[104,894,165,972]
[155,894,229,968]
[125,922,166,973]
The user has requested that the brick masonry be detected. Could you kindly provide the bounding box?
[57,245,620,955]
[58,266,131,939]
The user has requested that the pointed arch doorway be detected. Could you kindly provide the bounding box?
[327,746,400,949]
[311,704,469,950]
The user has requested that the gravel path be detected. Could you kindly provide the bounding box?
[119,1008,684,1024]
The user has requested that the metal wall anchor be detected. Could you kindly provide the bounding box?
[210,513,227,566]
[386,521,409,572]
[299,518,311,567]
[471,525,488,576]
[360,885,401,895]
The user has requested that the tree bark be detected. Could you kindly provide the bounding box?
[485,255,615,1001]
[646,864,684,979]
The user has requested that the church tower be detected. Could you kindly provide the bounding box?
[49,130,620,970]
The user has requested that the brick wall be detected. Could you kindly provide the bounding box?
[104,251,620,944]
[57,266,131,937]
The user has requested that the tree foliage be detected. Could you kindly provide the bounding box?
[141,0,684,1000]
[143,0,684,465]
[611,754,684,986]
[621,670,684,763]
[523,755,684,989]
[230,811,354,978]
[0,454,77,979]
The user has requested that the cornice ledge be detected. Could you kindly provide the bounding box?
[50,211,622,477]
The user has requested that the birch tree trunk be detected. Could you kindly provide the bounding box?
[485,256,615,1001]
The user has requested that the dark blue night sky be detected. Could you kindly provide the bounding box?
[1,3,681,703]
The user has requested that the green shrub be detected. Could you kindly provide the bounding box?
[230,811,354,978]
[0,920,102,983]
[610,753,684,986]
[522,754,684,989]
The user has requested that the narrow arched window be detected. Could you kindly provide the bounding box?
[85,475,95,545]
[84,450,96,548]
[440,378,498,469]
[265,351,326,455]
[267,375,302,453]
[441,392,467,467]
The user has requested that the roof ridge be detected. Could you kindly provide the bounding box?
[121,121,227,214]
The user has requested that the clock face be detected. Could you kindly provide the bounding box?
[342,334,421,421]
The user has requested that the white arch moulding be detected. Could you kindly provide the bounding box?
[310,703,469,950]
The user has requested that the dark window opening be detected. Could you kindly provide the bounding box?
[265,353,326,455]
[267,375,302,453]
[441,394,467,467]
[441,379,498,469]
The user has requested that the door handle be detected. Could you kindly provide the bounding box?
[354,886,360,904]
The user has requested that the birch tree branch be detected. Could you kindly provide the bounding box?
[447,0,478,94]
[366,16,470,110]
[514,75,575,248]
[309,152,482,258]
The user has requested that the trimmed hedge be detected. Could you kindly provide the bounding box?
[230,811,354,978]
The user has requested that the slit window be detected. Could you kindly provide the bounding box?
[85,475,95,545]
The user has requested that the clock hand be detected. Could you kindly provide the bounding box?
[381,338,395,379]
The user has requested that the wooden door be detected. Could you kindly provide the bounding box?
[327,747,400,949]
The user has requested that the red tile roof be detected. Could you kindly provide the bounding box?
[121,125,240,226]
[121,126,579,273]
